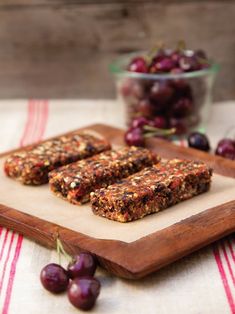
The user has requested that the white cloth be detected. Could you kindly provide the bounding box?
[0,100,234,314]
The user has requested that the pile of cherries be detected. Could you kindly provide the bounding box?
[120,43,211,135]
[127,44,209,74]
[125,116,235,160]
[188,132,235,160]
[125,116,175,147]
[40,239,100,311]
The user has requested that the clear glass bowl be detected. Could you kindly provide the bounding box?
[110,52,219,135]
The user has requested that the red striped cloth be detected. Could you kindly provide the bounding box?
[0,100,49,314]
[180,138,235,314]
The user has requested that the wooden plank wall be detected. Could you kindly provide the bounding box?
[0,0,234,100]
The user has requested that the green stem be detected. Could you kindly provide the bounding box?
[143,125,176,137]
[56,238,62,265]
[177,40,186,52]
[146,41,164,65]
[56,238,73,263]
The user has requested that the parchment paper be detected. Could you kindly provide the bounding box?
[0,158,234,243]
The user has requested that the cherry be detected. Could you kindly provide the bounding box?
[149,81,174,107]
[131,117,150,129]
[217,138,235,147]
[152,116,167,129]
[149,56,176,73]
[169,117,187,135]
[119,79,133,97]
[187,132,210,152]
[171,98,193,118]
[215,139,235,160]
[67,253,97,279]
[137,99,153,117]
[130,82,145,99]
[179,55,200,72]
[171,80,193,100]
[125,127,145,147]
[67,277,101,311]
[128,57,148,73]
[40,263,69,294]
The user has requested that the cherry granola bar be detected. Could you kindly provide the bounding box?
[49,146,159,204]
[4,132,111,185]
[91,159,213,222]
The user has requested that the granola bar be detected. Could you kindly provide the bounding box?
[91,159,213,222]
[49,146,159,204]
[4,132,111,185]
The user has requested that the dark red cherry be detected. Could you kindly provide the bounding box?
[137,99,154,117]
[119,79,133,97]
[170,50,182,64]
[152,116,167,129]
[67,277,101,311]
[171,98,193,118]
[169,117,187,135]
[67,253,97,279]
[40,263,69,294]
[216,138,235,147]
[179,55,200,72]
[150,56,176,73]
[124,127,145,147]
[131,117,150,129]
[171,80,193,100]
[187,132,210,152]
[149,81,174,107]
[128,57,148,73]
[215,139,235,160]
[130,82,145,99]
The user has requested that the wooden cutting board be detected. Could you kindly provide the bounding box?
[0,123,235,279]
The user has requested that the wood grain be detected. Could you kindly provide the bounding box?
[0,1,234,99]
[0,123,234,279]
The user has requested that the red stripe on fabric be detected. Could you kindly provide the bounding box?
[33,100,42,141]
[25,100,39,146]
[213,244,235,313]
[228,239,235,264]
[221,242,235,286]
[2,100,49,313]
[37,100,49,140]
[19,102,33,147]
[31,100,47,145]
[0,233,15,292]
[0,230,9,262]
[2,235,23,314]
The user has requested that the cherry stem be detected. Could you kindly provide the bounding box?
[56,237,73,263]
[56,238,62,265]
[143,125,176,137]
[177,40,186,52]
[146,41,164,65]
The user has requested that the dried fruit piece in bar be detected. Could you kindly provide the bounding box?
[49,146,159,204]
[91,159,213,222]
[4,132,111,185]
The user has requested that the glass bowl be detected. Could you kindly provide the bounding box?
[110,52,219,135]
